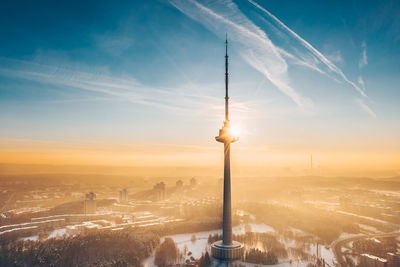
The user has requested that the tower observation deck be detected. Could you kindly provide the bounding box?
[211,36,244,261]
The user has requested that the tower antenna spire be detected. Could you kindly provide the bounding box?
[225,33,229,122]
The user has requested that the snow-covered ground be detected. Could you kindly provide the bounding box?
[8,207,50,215]
[242,262,307,267]
[142,223,327,267]
[304,200,339,211]
[160,223,275,259]
[233,223,276,235]
[336,210,390,225]
[310,244,334,266]
[338,232,361,239]
[359,223,382,234]
[143,223,275,267]
[48,228,67,239]
[23,235,38,241]
[370,190,400,198]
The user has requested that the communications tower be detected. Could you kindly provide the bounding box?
[211,35,244,261]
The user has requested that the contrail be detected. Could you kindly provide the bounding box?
[170,0,376,116]
[248,0,367,98]
[170,0,312,108]
[356,98,376,118]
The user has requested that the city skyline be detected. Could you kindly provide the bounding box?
[1,0,399,176]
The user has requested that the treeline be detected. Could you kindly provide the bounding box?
[0,229,159,267]
[242,202,359,243]
[198,251,212,267]
[208,232,286,265]
[245,248,278,265]
[352,237,398,258]
[0,218,224,267]
[154,218,223,236]
[154,237,212,267]
[49,199,116,214]
[208,232,287,259]
[336,211,398,233]
[0,198,116,226]
[154,238,180,267]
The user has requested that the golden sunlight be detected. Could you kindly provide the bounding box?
[231,125,241,138]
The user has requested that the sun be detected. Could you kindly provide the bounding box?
[230,125,241,138]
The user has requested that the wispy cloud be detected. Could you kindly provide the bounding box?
[359,41,368,68]
[248,0,367,98]
[358,76,366,91]
[326,50,343,64]
[170,0,311,109]
[170,0,372,116]
[94,33,134,56]
[356,98,376,118]
[0,57,259,120]
[0,58,208,112]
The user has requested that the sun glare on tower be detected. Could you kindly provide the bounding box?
[231,125,240,138]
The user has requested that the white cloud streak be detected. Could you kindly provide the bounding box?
[171,0,373,117]
[170,0,312,109]
[0,58,207,111]
[0,58,258,119]
[356,98,376,118]
[326,50,343,64]
[248,0,367,98]
[358,76,366,92]
[359,41,368,68]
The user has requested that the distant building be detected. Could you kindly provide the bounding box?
[190,177,197,187]
[387,252,400,267]
[176,180,183,188]
[153,182,166,201]
[360,253,387,267]
[119,188,128,203]
[84,192,96,215]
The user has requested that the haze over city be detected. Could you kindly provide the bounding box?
[0,1,399,267]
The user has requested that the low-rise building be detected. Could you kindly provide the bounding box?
[119,188,128,203]
[360,253,387,267]
[386,252,400,267]
[84,192,96,214]
[154,182,166,201]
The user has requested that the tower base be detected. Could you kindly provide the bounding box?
[211,240,244,261]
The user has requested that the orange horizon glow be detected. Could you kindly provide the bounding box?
[1,137,399,177]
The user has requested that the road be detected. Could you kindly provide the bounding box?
[331,232,400,267]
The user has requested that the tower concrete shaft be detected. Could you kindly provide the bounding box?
[211,35,243,261]
[223,141,232,245]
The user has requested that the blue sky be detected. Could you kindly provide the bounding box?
[0,0,399,175]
